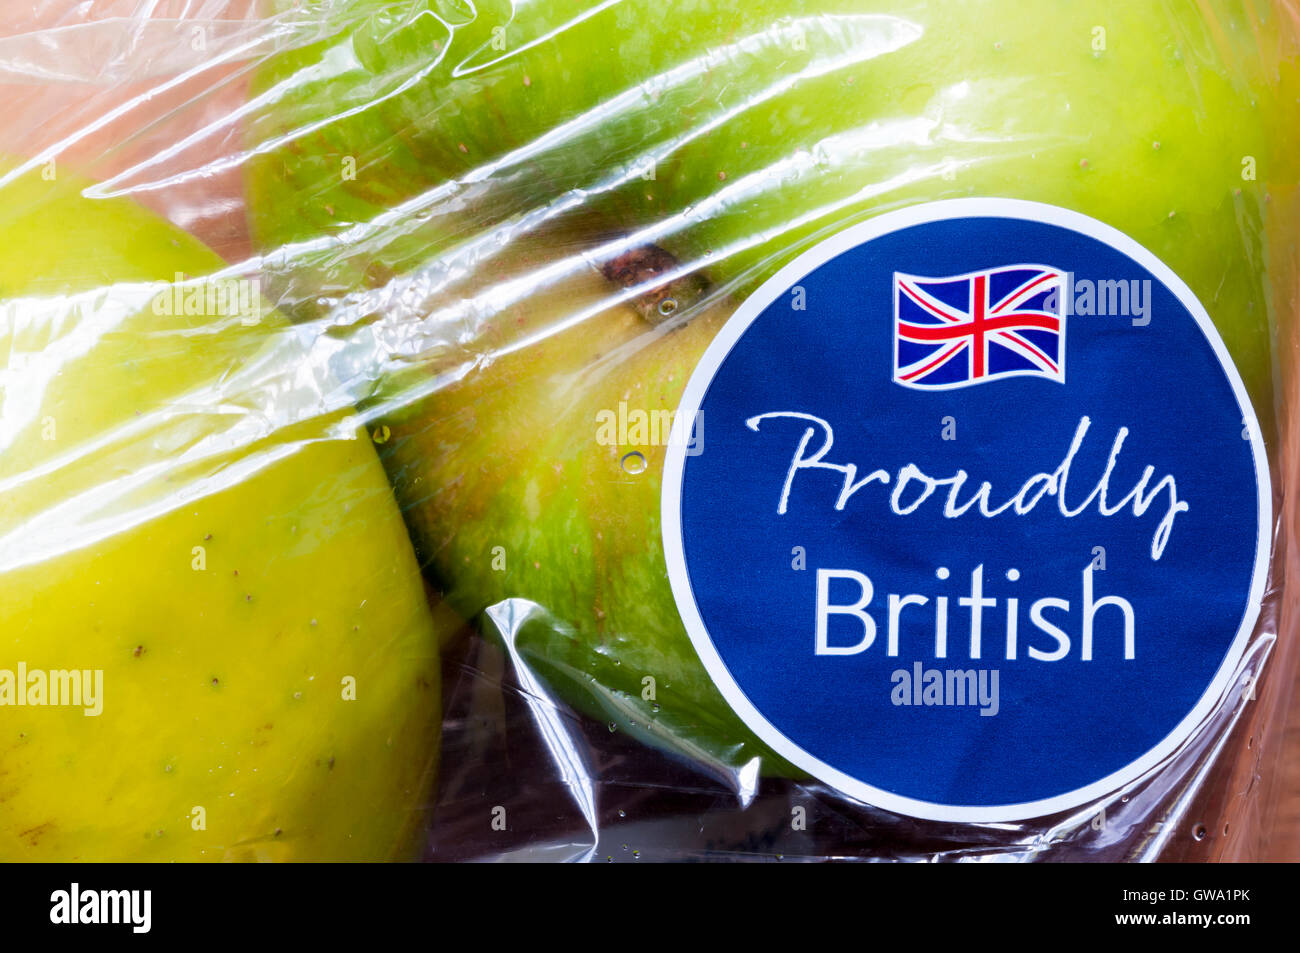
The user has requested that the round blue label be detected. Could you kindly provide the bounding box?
[662,199,1269,822]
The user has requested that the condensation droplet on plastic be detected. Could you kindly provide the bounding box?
[1192,823,1208,841]
[621,451,647,474]
[658,297,677,317]
[618,810,626,818]
[607,722,617,733]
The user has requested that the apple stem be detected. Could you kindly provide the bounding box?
[598,244,708,326]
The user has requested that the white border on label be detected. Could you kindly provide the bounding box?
[660,198,1272,823]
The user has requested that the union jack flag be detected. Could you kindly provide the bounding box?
[892,265,1068,390]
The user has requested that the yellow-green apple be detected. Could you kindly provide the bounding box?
[0,162,447,860]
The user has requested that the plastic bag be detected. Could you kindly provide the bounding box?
[2,0,1298,862]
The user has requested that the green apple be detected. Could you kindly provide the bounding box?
[245,3,1299,773]
[247,1,1295,401]
[374,237,784,770]
[0,162,447,860]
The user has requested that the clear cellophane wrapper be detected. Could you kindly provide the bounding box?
[1,0,1297,862]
